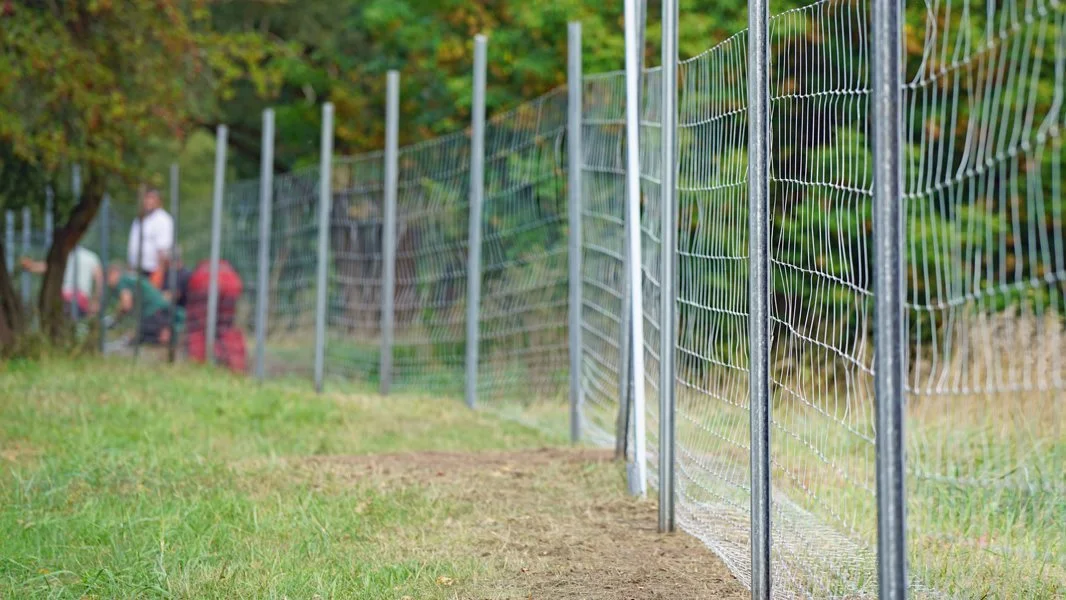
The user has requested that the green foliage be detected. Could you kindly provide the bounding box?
[207,0,773,176]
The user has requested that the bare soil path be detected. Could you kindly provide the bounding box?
[273,447,748,599]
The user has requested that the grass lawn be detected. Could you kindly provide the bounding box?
[0,358,742,599]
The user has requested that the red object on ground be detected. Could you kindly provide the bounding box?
[185,260,247,373]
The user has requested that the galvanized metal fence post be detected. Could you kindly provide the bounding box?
[465,34,488,410]
[44,188,53,248]
[71,165,82,322]
[19,208,30,305]
[872,0,908,595]
[313,103,335,393]
[658,0,679,533]
[567,21,584,444]
[98,194,110,353]
[623,0,648,497]
[135,189,145,359]
[254,109,275,380]
[168,163,180,363]
[616,0,650,471]
[206,125,228,365]
[380,71,400,396]
[748,0,772,593]
[4,211,13,275]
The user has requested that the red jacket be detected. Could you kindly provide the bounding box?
[185,260,243,332]
[185,260,246,373]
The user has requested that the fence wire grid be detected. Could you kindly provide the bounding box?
[4,0,1065,597]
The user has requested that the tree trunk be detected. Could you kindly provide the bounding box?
[39,169,105,342]
[0,239,25,352]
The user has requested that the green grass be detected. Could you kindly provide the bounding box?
[0,358,559,599]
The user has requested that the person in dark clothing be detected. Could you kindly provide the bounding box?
[160,247,192,309]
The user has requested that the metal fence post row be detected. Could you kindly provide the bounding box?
[98,194,110,353]
[254,109,275,380]
[748,0,772,594]
[19,208,30,305]
[872,0,908,595]
[658,0,679,534]
[4,210,13,275]
[566,21,584,444]
[206,125,229,365]
[313,103,335,393]
[622,0,647,497]
[168,163,180,363]
[465,34,488,410]
[380,71,400,396]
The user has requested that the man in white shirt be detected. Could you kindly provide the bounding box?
[20,245,104,315]
[127,187,174,289]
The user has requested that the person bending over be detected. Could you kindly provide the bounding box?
[106,263,184,345]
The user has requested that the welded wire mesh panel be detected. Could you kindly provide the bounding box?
[217,179,259,371]
[477,88,570,420]
[221,179,262,306]
[641,67,665,488]
[903,0,1066,596]
[766,0,879,595]
[670,31,755,588]
[177,195,214,270]
[392,131,470,394]
[262,167,321,377]
[579,71,627,446]
[326,152,385,385]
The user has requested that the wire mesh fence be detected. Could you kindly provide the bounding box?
[672,29,756,587]
[327,153,385,385]
[391,131,471,395]
[478,87,570,420]
[4,2,1065,596]
[765,0,879,595]
[902,0,1066,596]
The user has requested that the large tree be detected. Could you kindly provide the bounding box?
[0,0,282,347]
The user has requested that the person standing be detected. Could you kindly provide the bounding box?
[127,187,174,289]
